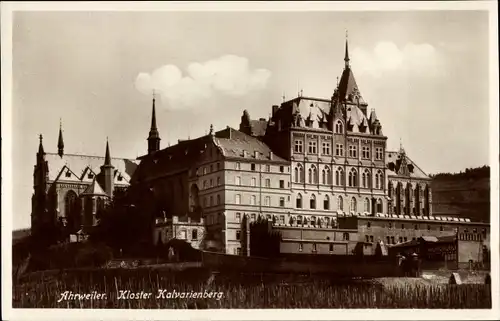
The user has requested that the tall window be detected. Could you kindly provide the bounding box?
[192,230,198,240]
[250,195,256,205]
[336,144,344,156]
[265,178,271,187]
[308,165,318,184]
[335,167,344,186]
[264,196,271,206]
[251,177,257,187]
[322,142,331,155]
[308,141,317,154]
[236,212,241,223]
[294,164,304,183]
[235,176,241,185]
[337,196,344,211]
[266,165,270,172]
[335,121,343,134]
[294,140,303,153]
[362,170,371,188]
[375,170,384,189]
[349,145,357,158]
[348,168,358,187]
[376,199,383,213]
[324,195,330,210]
[364,198,370,213]
[362,146,370,159]
[296,194,303,208]
[310,194,316,209]
[350,197,357,212]
[236,162,241,170]
[216,195,221,205]
[375,147,383,160]
[235,194,241,204]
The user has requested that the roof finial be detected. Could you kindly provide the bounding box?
[38,134,45,155]
[300,89,303,97]
[209,124,214,135]
[104,137,112,166]
[344,29,350,69]
[282,92,286,102]
[58,118,64,158]
[399,137,405,154]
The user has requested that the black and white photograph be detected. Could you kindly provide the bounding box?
[2,1,499,320]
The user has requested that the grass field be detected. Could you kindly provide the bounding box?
[13,268,491,309]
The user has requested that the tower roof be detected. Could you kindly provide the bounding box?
[58,119,64,157]
[81,179,107,196]
[148,93,160,139]
[337,36,366,105]
[38,134,45,155]
[104,138,112,166]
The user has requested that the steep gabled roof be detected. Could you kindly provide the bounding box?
[81,179,107,196]
[213,127,287,163]
[386,150,430,180]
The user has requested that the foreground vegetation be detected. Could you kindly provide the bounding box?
[13,268,491,309]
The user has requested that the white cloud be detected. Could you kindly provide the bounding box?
[135,55,272,109]
[351,42,443,78]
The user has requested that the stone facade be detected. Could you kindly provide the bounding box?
[153,216,205,250]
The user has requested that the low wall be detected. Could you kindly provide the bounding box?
[200,251,401,277]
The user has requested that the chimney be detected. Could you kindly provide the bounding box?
[254,151,259,159]
[272,105,279,117]
[243,150,247,158]
[269,151,273,160]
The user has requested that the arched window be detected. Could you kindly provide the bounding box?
[64,190,80,231]
[335,167,344,186]
[192,229,198,240]
[362,170,371,188]
[310,194,316,209]
[348,168,358,187]
[326,166,332,185]
[296,193,303,208]
[308,168,313,184]
[295,164,304,183]
[376,199,383,213]
[350,197,357,212]
[312,165,318,183]
[235,176,241,185]
[235,194,241,204]
[322,169,326,185]
[364,198,370,213]
[250,195,256,205]
[337,195,344,211]
[179,229,187,239]
[375,170,384,189]
[335,120,344,134]
[324,195,330,210]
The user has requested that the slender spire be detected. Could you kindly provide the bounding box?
[344,30,350,69]
[147,90,161,154]
[104,137,111,166]
[151,90,157,130]
[38,134,45,155]
[57,118,64,158]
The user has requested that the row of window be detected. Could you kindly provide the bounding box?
[203,194,222,207]
[297,236,350,253]
[177,229,198,241]
[198,162,222,176]
[293,165,384,189]
[235,162,286,173]
[294,194,384,213]
[367,221,440,231]
[234,176,287,189]
[202,176,222,189]
[294,140,383,160]
[234,194,286,207]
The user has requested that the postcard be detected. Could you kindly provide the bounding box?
[2,1,499,320]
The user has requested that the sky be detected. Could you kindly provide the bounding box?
[10,10,491,230]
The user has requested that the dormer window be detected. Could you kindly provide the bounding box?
[118,175,123,182]
[88,173,94,179]
[65,171,71,177]
[335,121,343,134]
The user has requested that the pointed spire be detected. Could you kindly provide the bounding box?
[147,90,161,154]
[104,137,111,166]
[209,124,214,136]
[38,134,45,155]
[151,90,157,130]
[57,118,64,158]
[399,138,406,155]
[344,30,350,69]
